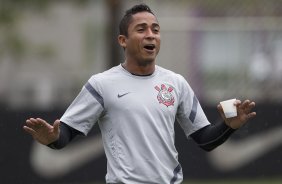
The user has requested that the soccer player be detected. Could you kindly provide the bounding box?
[23,4,256,184]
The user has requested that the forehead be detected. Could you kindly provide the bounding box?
[129,12,159,28]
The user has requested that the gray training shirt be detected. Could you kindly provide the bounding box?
[60,64,210,184]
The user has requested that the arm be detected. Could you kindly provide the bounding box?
[219,99,256,129]
[47,122,82,149]
[23,118,60,145]
[191,99,256,152]
[23,118,82,149]
[190,122,235,151]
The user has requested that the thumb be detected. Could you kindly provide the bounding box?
[217,104,224,115]
[217,104,223,111]
[53,119,61,135]
[217,104,226,120]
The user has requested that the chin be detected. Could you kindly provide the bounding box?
[138,58,155,66]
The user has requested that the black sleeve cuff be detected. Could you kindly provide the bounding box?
[47,122,83,149]
[191,121,236,151]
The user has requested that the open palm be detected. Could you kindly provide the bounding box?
[23,118,60,145]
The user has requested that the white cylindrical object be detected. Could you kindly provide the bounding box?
[220,98,237,118]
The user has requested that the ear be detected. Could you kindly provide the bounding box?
[118,35,127,49]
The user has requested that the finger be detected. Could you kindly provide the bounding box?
[29,118,40,126]
[247,112,256,119]
[53,120,61,135]
[217,104,225,115]
[240,100,251,109]
[26,118,37,126]
[248,101,256,108]
[241,101,255,114]
[234,99,241,106]
[23,126,37,136]
[28,118,45,129]
[217,104,223,110]
[217,104,227,120]
[35,118,48,128]
[26,119,39,129]
[245,101,256,111]
[26,119,34,126]
[36,118,48,126]
[250,101,255,106]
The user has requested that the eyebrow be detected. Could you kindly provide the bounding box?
[135,22,160,28]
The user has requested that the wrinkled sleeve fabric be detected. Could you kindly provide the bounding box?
[60,76,104,136]
[47,122,83,149]
[190,121,236,151]
[175,75,210,137]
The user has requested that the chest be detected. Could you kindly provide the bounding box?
[102,78,179,117]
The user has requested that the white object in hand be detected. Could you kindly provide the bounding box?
[220,98,237,118]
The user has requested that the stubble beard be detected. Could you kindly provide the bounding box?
[126,47,159,67]
[137,49,159,67]
[137,57,155,67]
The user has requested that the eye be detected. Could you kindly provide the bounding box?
[153,28,159,33]
[137,28,144,32]
[152,27,160,33]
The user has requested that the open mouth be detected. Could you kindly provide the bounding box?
[144,44,155,51]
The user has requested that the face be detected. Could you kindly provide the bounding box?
[119,12,161,66]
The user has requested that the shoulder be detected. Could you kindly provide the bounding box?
[156,65,187,82]
[156,65,193,94]
[89,65,122,83]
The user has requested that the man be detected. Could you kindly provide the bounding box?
[23,4,256,184]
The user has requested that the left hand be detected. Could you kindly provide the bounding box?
[217,99,256,129]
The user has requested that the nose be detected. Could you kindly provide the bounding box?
[145,29,155,39]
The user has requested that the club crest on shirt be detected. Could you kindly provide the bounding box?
[155,84,175,107]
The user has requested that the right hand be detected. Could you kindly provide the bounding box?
[23,118,60,145]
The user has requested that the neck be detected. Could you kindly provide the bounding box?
[122,60,155,76]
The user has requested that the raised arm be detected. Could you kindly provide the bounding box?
[23,118,82,149]
[219,99,256,129]
[191,99,256,151]
[23,118,60,145]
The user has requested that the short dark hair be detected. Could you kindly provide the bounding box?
[119,4,155,37]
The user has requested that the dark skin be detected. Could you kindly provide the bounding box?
[23,11,256,146]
